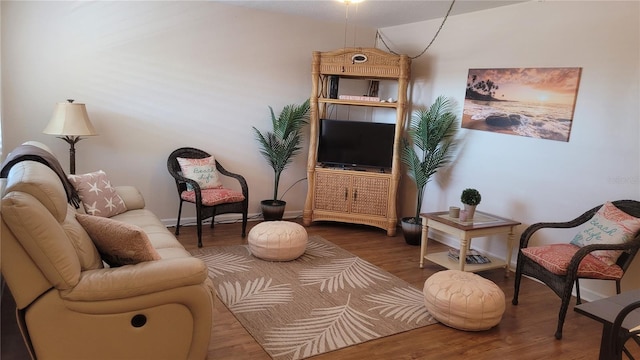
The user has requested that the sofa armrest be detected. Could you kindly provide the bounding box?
[60,257,208,301]
[114,185,145,210]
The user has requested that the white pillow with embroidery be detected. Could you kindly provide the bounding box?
[176,156,222,190]
[570,201,640,265]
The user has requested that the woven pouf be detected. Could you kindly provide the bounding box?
[248,221,308,261]
[423,270,505,331]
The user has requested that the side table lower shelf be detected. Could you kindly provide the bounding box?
[424,251,508,273]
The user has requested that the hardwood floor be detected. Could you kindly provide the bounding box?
[0,219,621,359]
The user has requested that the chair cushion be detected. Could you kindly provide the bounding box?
[570,201,640,265]
[521,243,623,279]
[68,170,127,217]
[180,188,245,206]
[176,156,222,190]
[76,213,161,267]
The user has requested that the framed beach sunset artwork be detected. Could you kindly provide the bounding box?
[463,67,582,141]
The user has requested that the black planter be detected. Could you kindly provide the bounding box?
[261,199,286,221]
[401,217,422,246]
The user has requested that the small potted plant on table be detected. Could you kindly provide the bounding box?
[252,99,310,221]
[460,188,481,220]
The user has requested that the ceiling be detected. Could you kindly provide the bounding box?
[218,0,527,29]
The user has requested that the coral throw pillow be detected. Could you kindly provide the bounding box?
[176,156,222,191]
[68,170,127,217]
[570,201,640,265]
[76,213,161,267]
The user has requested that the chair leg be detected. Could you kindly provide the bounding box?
[575,279,582,305]
[512,254,524,305]
[175,200,184,236]
[555,280,575,340]
[196,206,203,248]
[241,208,248,238]
[616,280,621,294]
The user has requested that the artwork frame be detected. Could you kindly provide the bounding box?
[462,67,582,142]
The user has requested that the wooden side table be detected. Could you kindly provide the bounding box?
[419,211,520,277]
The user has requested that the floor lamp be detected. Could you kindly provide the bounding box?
[43,99,97,175]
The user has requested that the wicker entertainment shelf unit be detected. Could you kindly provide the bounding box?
[302,48,411,236]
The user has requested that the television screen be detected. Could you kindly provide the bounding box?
[317,119,395,169]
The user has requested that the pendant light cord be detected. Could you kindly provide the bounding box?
[376,0,456,59]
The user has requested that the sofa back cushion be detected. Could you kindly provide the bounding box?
[4,161,68,223]
[3,161,102,274]
[2,191,81,290]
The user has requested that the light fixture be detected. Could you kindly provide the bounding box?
[43,99,97,174]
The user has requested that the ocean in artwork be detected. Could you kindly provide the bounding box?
[462,98,575,142]
[462,67,582,142]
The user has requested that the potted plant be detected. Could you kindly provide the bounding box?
[400,95,458,245]
[252,99,310,221]
[460,188,481,220]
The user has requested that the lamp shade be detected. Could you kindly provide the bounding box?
[43,101,97,136]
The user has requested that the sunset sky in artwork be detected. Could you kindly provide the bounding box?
[467,68,582,105]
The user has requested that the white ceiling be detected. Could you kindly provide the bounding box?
[218,0,527,28]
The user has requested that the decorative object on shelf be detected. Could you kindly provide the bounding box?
[42,99,97,174]
[253,99,310,221]
[460,188,481,220]
[400,95,459,245]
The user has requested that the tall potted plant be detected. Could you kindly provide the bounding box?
[400,95,458,245]
[252,99,310,220]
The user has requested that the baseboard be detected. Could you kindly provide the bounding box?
[160,210,304,228]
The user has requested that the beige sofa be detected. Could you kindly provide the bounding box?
[1,143,214,359]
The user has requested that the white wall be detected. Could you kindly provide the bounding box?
[381,0,640,299]
[1,1,377,221]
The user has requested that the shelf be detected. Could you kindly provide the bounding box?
[318,98,399,108]
[424,251,508,273]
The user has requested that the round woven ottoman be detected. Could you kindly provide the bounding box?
[423,270,505,331]
[248,221,308,261]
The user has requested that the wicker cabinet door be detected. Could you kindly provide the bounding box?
[350,175,390,216]
[314,171,350,213]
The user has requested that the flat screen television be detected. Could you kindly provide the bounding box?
[317,119,395,169]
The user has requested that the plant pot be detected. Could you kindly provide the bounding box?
[401,217,422,246]
[261,199,286,221]
[464,204,477,220]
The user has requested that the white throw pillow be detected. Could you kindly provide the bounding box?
[176,156,223,191]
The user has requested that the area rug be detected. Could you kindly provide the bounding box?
[190,235,437,360]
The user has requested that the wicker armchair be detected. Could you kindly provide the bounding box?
[167,147,248,247]
[512,200,640,340]
[608,299,640,359]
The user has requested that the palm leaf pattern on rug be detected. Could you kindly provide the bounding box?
[263,294,379,360]
[299,257,391,292]
[217,277,293,313]
[365,286,435,324]
[299,239,336,261]
[194,252,253,277]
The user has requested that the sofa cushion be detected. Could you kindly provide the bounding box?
[570,201,640,265]
[62,205,103,270]
[76,213,161,267]
[68,170,127,217]
[176,156,222,190]
[3,161,68,223]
